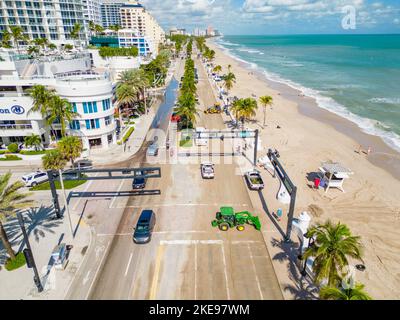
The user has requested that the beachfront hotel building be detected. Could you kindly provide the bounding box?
[0,0,87,45]
[82,0,102,26]
[0,50,117,150]
[101,0,125,28]
[119,1,165,54]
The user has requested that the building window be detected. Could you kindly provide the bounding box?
[69,120,80,130]
[72,102,77,113]
[105,116,112,126]
[102,98,111,111]
[85,119,100,130]
[83,101,98,114]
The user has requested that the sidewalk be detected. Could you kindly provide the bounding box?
[0,194,92,299]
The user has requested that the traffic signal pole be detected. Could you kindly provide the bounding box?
[17,212,43,293]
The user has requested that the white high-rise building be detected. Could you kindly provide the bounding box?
[0,0,87,45]
[101,0,125,28]
[119,1,165,53]
[82,0,102,26]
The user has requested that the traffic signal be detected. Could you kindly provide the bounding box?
[23,248,34,268]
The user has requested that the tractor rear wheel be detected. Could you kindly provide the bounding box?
[237,225,245,231]
[219,223,229,231]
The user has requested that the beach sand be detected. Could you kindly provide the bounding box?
[206,39,400,299]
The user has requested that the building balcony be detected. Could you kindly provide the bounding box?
[0,124,46,137]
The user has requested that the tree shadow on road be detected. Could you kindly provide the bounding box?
[270,237,319,300]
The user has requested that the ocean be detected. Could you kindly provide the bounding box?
[215,34,400,153]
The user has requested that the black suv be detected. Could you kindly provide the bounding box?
[133,210,156,244]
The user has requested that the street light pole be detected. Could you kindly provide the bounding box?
[17,212,43,293]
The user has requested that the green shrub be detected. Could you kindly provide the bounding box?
[99,46,138,58]
[7,143,19,153]
[20,150,49,155]
[121,127,134,144]
[5,252,26,271]
[0,150,10,154]
[0,154,22,161]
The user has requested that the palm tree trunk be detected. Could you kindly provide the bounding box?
[0,221,16,260]
[60,119,66,137]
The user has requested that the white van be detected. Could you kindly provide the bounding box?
[195,127,208,146]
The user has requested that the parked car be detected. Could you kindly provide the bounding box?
[214,75,222,82]
[22,171,48,187]
[245,170,265,190]
[73,160,93,170]
[201,163,215,179]
[133,210,156,244]
[132,177,146,189]
[147,143,159,156]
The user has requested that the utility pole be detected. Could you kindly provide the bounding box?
[17,212,43,293]
[254,129,259,166]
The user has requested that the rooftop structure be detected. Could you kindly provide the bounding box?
[0,50,116,150]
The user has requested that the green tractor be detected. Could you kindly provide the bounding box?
[211,207,261,231]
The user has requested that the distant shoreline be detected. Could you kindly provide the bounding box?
[210,38,400,181]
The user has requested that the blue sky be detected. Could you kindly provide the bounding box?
[141,0,400,34]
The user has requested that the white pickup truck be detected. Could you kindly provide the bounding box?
[201,163,215,179]
[245,170,265,190]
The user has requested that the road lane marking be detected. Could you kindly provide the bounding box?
[160,240,222,245]
[220,243,231,300]
[114,203,249,209]
[109,179,126,209]
[125,252,133,277]
[86,240,111,300]
[149,245,165,300]
[97,230,207,237]
[247,243,264,300]
[82,270,91,285]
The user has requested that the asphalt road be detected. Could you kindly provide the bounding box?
[66,51,283,300]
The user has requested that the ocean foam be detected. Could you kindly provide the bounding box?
[215,39,400,153]
[368,98,400,104]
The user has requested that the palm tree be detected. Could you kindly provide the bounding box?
[24,134,42,151]
[213,65,222,75]
[116,83,138,119]
[27,85,53,116]
[1,30,12,48]
[223,72,236,97]
[118,69,150,112]
[231,98,258,129]
[259,95,273,127]
[320,282,372,300]
[58,136,83,166]
[177,92,198,129]
[33,37,49,52]
[8,26,28,53]
[0,173,33,260]
[303,220,363,286]
[27,45,40,57]
[47,95,79,137]
[27,85,58,139]
[110,25,121,33]
[70,23,82,47]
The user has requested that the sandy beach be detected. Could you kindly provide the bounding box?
[207,39,400,299]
